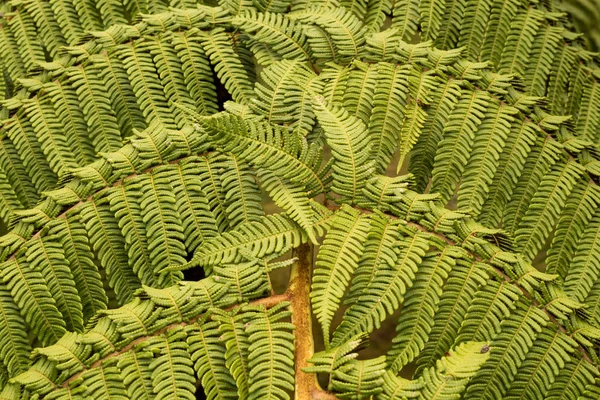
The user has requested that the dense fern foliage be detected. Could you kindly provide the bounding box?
[0,0,600,398]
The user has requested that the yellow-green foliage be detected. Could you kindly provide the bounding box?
[0,0,598,399]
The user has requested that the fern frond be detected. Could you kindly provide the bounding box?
[502,135,563,234]
[391,0,420,41]
[345,212,403,302]
[435,0,466,50]
[147,35,199,130]
[8,9,44,72]
[195,154,230,233]
[243,302,295,400]
[218,154,265,229]
[0,23,25,81]
[250,59,321,134]
[312,205,371,346]
[546,44,576,114]
[116,41,175,129]
[257,168,317,244]
[5,115,57,194]
[25,235,83,332]
[203,112,330,197]
[409,78,462,191]
[79,197,141,304]
[168,160,219,253]
[455,280,521,343]
[419,341,490,400]
[232,10,312,62]
[0,134,38,209]
[0,283,31,380]
[48,0,84,45]
[148,327,196,399]
[189,318,237,399]
[117,348,154,400]
[67,64,124,153]
[457,0,493,60]
[0,256,66,346]
[22,97,80,176]
[199,28,255,104]
[48,214,107,322]
[107,184,155,287]
[546,358,597,400]
[563,206,600,302]
[289,6,366,59]
[431,90,491,204]
[379,370,423,399]
[419,0,445,40]
[130,171,187,286]
[219,0,253,16]
[514,160,583,262]
[187,213,308,270]
[416,259,488,372]
[210,308,251,398]
[503,329,577,400]
[312,94,375,203]
[332,228,429,347]
[331,357,386,398]
[171,31,219,117]
[525,26,563,97]
[367,63,410,173]
[43,79,96,166]
[545,179,600,276]
[478,119,538,227]
[458,103,518,215]
[498,8,545,77]
[90,52,147,138]
[387,246,463,372]
[463,301,549,399]
[398,67,438,170]
[342,60,378,126]
[24,0,68,59]
[362,0,392,33]
[480,0,519,67]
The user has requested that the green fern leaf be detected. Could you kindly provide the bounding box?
[464,301,549,399]
[132,171,187,286]
[107,184,156,286]
[79,197,141,304]
[416,259,488,372]
[67,64,124,153]
[256,167,317,244]
[0,256,66,346]
[312,205,371,346]
[312,94,375,203]
[148,327,196,400]
[368,62,410,173]
[171,31,219,117]
[243,302,295,400]
[387,246,463,372]
[211,308,251,398]
[419,341,490,400]
[289,6,366,59]
[25,235,84,332]
[431,90,491,204]
[199,28,255,104]
[333,228,429,347]
[188,213,308,270]
[0,283,31,379]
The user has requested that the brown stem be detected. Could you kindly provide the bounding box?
[289,243,338,400]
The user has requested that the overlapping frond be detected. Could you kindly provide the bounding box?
[0,1,600,399]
